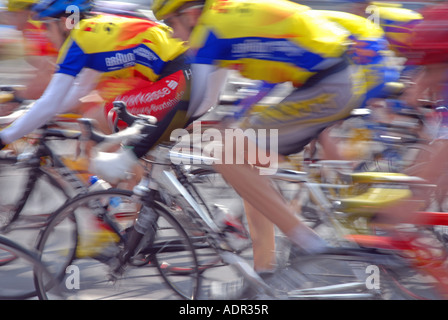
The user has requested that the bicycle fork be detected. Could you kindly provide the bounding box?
[109,184,158,278]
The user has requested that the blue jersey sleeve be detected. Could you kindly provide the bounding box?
[56,39,89,77]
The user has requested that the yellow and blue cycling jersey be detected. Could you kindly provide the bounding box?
[189,0,350,87]
[315,10,387,65]
[56,15,187,82]
[315,10,398,102]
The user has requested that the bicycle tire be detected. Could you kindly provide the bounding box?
[34,189,200,300]
[151,200,200,299]
[0,235,56,300]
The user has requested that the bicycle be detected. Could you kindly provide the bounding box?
[113,101,448,299]
[184,161,448,299]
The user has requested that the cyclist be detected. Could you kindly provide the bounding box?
[0,0,158,116]
[0,0,193,149]
[84,0,394,299]
[401,2,448,179]
[1,0,58,111]
[362,1,448,233]
[0,0,199,257]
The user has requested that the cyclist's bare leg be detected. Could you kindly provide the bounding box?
[214,136,327,255]
[244,200,276,272]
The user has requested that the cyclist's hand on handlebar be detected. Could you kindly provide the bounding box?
[89,147,139,184]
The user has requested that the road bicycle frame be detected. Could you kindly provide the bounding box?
[0,125,89,232]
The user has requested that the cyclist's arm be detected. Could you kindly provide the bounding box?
[0,69,99,144]
[188,63,228,118]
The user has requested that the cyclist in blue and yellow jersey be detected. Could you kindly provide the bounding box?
[0,0,196,156]
[0,0,202,259]
[314,9,399,107]
[128,0,386,299]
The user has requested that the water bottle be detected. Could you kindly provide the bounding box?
[89,175,112,191]
[88,175,122,208]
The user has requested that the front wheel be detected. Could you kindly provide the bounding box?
[34,189,200,300]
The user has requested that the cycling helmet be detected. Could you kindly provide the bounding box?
[151,0,198,20]
[32,0,93,19]
[406,3,448,65]
[7,0,38,11]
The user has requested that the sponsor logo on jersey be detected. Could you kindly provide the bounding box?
[105,52,136,67]
[115,80,179,106]
[133,47,158,61]
[231,39,305,58]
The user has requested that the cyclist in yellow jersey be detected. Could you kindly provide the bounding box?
[142,0,381,299]
[0,0,154,114]
[0,0,204,259]
[314,9,398,106]
[0,0,196,157]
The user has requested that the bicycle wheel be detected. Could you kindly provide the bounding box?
[150,201,200,299]
[0,235,56,299]
[35,189,200,300]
